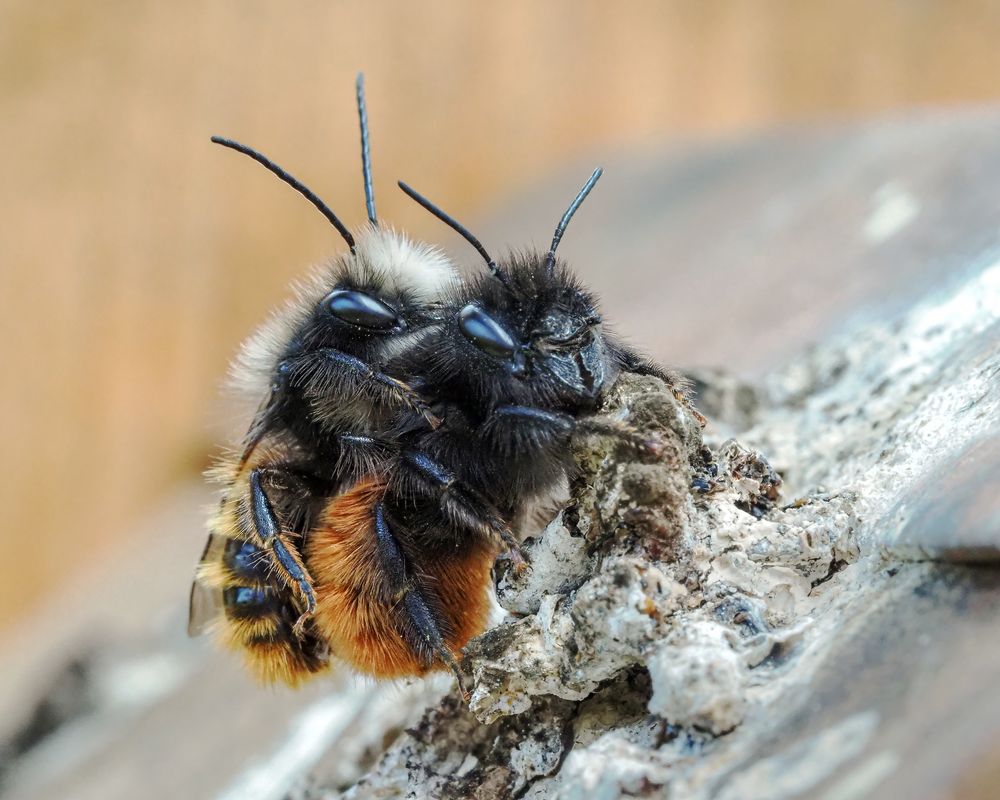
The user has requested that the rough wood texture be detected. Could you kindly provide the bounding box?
[3,110,1000,800]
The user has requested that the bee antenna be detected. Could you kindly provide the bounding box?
[210,136,356,254]
[544,167,603,273]
[398,180,511,289]
[356,73,377,225]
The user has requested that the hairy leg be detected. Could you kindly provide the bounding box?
[284,348,439,428]
[394,450,527,572]
[247,468,317,636]
[482,404,663,457]
[373,502,469,697]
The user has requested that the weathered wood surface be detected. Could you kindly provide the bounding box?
[2,110,1000,800]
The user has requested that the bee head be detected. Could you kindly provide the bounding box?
[316,226,457,339]
[399,168,612,410]
[450,257,612,408]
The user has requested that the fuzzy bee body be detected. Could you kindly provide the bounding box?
[191,77,684,693]
[189,225,463,685]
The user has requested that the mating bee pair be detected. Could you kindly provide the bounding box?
[189,76,676,691]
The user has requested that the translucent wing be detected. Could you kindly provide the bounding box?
[187,533,228,636]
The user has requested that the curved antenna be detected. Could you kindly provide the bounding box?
[544,167,603,272]
[398,180,511,289]
[210,136,356,253]
[355,73,377,225]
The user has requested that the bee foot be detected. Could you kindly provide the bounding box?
[456,675,471,704]
[292,613,310,640]
[506,546,531,576]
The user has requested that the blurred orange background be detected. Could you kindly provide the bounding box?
[4,0,1000,632]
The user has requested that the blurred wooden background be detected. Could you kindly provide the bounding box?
[4,0,1000,632]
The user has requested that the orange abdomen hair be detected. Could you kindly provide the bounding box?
[306,478,497,678]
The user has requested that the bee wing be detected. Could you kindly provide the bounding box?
[187,581,223,637]
[187,533,228,637]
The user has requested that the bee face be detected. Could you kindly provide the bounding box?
[449,267,612,408]
[533,319,609,404]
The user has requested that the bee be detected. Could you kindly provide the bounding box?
[190,77,685,694]
[189,76,458,684]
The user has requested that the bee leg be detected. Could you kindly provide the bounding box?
[497,529,529,574]
[285,349,440,428]
[248,468,317,636]
[618,349,706,426]
[334,432,394,480]
[372,502,469,700]
[398,451,526,570]
[484,404,663,458]
[617,348,671,382]
[573,417,665,458]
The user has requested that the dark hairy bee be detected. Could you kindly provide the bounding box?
[189,76,458,683]
[190,76,686,693]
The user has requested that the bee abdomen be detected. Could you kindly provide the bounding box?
[193,534,270,594]
[212,580,329,684]
[223,584,279,619]
[306,477,496,678]
[223,538,271,584]
[192,487,331,685]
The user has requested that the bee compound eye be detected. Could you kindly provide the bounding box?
[458,304,517,359]
[326,289,402,330]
